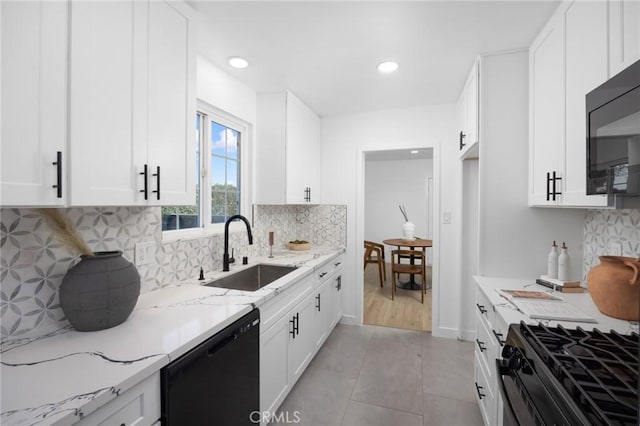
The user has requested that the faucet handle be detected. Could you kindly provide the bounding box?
[229,248,235,264]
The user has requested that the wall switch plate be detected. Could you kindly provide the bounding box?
[135,241,155,266]
[606,242,622,256]
[442,212,451,224]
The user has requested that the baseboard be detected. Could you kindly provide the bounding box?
[337,314,359,326]
[431,326,461,339]
[459,329,476,342]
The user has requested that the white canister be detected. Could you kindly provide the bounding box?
[547,241,558,279]
[558,242,571,281]
[402,221,415,240]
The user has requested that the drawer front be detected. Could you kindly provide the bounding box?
[316,254,344,283]
[474,350,496,426]
[475,310,497,381]
[475,287,494,329]
[78,373,160,426]
[260,273,314,331]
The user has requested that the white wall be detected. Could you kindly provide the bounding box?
[197,56,256,125]
[477,51,585,280]
[364,158,433,259]
[321,104,460,337]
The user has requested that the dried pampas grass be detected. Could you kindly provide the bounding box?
[37,209,94,256]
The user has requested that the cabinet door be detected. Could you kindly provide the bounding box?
[1,1,68,206]
[609,0,640,76]
[457,88,468,152]
[68,1,147,206]
[313,280,331,351]
[329,274,343,331]
[287,294,316,385]
[285,94,308,204]
[260,315,290,415]
[562,0,609,207]
[465,61,479,148]
[529,14,564,206]
[147,0,196,206]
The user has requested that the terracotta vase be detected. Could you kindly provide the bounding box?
[60,251,141,331]
[587,256,640,321]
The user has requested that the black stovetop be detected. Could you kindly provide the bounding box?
[519,323,639,425]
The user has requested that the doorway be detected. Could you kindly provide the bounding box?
[359,148,436,332]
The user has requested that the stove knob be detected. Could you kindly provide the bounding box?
[507,353,522,371]
[501,344,515,358]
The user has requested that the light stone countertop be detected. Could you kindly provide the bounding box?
[0,247,345,426]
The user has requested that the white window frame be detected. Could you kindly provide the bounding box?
[162,101,252,241]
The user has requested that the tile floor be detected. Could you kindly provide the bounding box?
[272,324,483,426]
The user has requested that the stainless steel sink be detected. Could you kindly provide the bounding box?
[205,264,297,292]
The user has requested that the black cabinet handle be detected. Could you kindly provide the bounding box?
[336,276,342,291]
[475,382,485,400]
[476,303,487,314]
[295,313,299,336]
[546,171,562,201]
[493,330,505,346]
[334,261,342,267]
[476,339,487,352]
[289,316,296,339]
[316,293,321,311]
[52,151,62,198]
[140,164,148,200]
[319,272,327,278]
[459,131,466,150]
[303,187,311,202]
[152,166,160,200]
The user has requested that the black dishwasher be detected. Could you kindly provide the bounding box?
[161,309,260,425]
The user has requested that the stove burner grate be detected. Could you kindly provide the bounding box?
[521,323,639,425]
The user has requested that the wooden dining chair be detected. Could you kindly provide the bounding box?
[364,240,386,287]
[390,249,426,303]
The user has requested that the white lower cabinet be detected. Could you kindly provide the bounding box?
[77,372,160,426]
[260,255,344,423]
[473,284,504,426]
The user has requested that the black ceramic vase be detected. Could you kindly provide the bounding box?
[60,250,141,331]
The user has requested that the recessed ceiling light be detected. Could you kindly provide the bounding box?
[228,57,249,69]
[411,150,419,154]
[377,61,399,73]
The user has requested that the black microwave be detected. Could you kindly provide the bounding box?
[586,59,640,201]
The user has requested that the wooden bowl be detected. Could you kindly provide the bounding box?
[287,242,311,251]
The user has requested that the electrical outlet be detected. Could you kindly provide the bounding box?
[442,212,451,224]
[135,241,155,266]
[606,242,622,256]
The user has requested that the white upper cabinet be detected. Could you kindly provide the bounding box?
[1,1,68,206]
[457,59,480,159]
[609,0,640,76]
[529,0,610,207]
[69,0,195,206]
[146,0,196,206]
[256,91,321,204]
[562,0,609,207]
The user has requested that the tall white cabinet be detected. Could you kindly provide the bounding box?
[1,0,195,208]
[457,59,480,159]
[1,1,69,206]
[69,0,195,206]
[255,91,321,204]
[529,0,639,208]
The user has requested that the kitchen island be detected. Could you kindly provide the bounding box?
[0,247,344,426]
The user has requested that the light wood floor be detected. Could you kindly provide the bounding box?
[363,262,432,332]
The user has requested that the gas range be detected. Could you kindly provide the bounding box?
[497,322,639,425]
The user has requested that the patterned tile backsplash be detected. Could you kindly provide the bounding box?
[0,205,346,338]
[583,209,640,281]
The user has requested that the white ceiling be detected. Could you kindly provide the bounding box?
[366,148,433,162]
[190,1,559,117]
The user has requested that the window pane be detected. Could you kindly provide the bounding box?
[226,128,239,159]
[227,159,238,187]
[210,156,226,186]
[211,121,226,157]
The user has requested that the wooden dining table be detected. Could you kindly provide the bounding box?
[383,238,432,290]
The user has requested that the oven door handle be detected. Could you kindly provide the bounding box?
[495,359,519,425]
